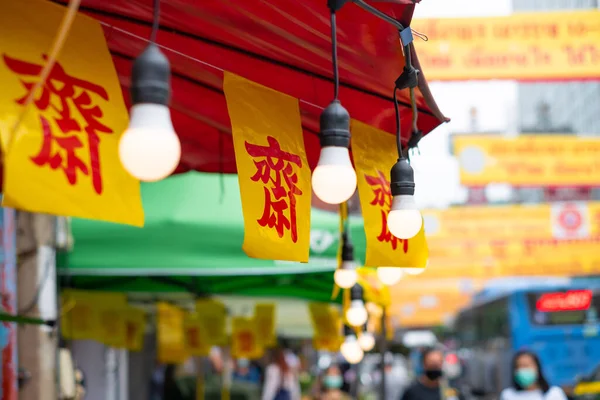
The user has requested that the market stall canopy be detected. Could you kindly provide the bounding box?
[53,0,447,174]
[59,172,385,302]
[59,172,357,302]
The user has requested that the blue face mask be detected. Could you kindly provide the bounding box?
[238,359,250,368]
[515,368,538,388]
[323,375,343,389]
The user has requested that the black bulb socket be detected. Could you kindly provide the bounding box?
[350,284,364,301]
[320,100,351,148]
[341,232,354,262]
[131,43,171,106]
[394,65,419,90]
[390,158,415,197]
[343,324,355,337]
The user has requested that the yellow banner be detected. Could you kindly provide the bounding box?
[424,202,600,240]
[454,135,600,186]
[254,304,276,348]
[231,317,263,360]
[308,303,343,351]
[313,336,344,353]
[390,288,473,327]
[224,72,311,262]
[357,267,392,308]
[0,0,143,226]
[184,314,211,357]
[196,299,227,346]
[157,302,187,364]
[412,10,600,81]
[98,307,127,348]
[61,290,127,341]
[308,303,341,338]
[124,307,146,352]
[351,119,428,268]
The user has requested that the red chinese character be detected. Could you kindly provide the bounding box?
[3,54,112,194]
[238,331,254,353]
[245,136,303,242]
[187,327,200,348]
[364,170,409,253]
[126,323,138,344]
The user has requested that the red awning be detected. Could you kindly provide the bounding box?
[52,0,448,175]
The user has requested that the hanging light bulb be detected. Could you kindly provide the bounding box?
[377,267,404,286]
[346,284,368,327]
[334,231,358,289]
[312,10,357,205]
[387,157,422,239]
[340,326,364,364]
[119,0,181,182]
[358,325,376,352]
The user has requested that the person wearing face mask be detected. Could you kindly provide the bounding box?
[499,350,567,400]
[320,365,351,400]
[400,347,464,400]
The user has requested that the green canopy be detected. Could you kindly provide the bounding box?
[59,172,371,302]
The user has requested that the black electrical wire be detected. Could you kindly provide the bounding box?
[330,11,340,100]
[393,87,403,158]
[150,0,160,43]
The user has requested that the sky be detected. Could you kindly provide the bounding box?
[409,0,515,209]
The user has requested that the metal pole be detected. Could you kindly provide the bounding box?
[1,208,18,400]
[379,308,388,400]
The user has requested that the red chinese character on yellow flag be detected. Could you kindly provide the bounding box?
[238,331,254,353]
[364,170,409,253]
[187,327,200,348]
[3,54,112,194]
[245,136,303,243]
[225,72,311,262]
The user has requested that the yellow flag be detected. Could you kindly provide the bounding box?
[61,290,127,341]
[224,72,311,262]
[254,303,277,348]
[124,307,146,352]
[98,307,127,348]
[231,317,264,360]
[0,0,143,226]
[351,120,428,268]
[357,268,392,308]
[184,313,211,357]
[308,303,343,351]
[196,299,227,346]
[157,303,187,364]
[313,336,344,352]
[309,303,342,338]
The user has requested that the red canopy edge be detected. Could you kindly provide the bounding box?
[3,0,448,181]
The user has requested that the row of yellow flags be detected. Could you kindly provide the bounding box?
[62,290,395,360]
[61,290,278,361]
[0,1,427,267]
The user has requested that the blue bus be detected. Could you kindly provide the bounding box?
[454,280,600,397]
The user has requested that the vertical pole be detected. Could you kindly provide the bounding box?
[106,347,118,400]
[1,208,18,400]
[17,212,57,400]
[221,347,231,400]
[195,357,205,400]
[118,349,129,400]
[379,307,388,400]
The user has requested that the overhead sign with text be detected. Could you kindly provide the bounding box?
[453,135,600,186]
[412,10,600,81]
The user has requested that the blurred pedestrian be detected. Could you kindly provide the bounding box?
[262,347,301,400]
[233,358,261,384]
[499,350,567,400]
[400,347,464,400]
[319,365,351,400]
